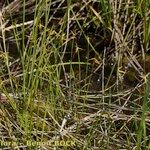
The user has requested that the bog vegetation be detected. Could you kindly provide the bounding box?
[0,0,150,149]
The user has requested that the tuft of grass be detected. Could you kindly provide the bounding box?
[0,0,150,149]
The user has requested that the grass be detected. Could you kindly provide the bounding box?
[0,0,150,149]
